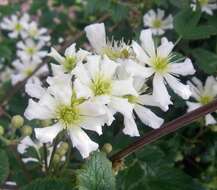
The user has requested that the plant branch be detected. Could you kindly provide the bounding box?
[110,99,217,162]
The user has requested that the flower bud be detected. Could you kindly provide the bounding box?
[102,143,112,154]
[210,125,217,132]
[56,148,67,156]
[11,115,24,129]
[60,142,69,151]
[41,119,52,127]
[53,154,60,163]
[21,125,32,136]
[0,125,4,136]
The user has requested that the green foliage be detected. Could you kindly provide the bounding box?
[192,48,217,74]
[0,150,9,185]
[77,152,116,190]
[117,146,205,190]
[21,177,74,190]
[174,8,217,39]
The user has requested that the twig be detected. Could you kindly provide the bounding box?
[43,143,48,173]
[110,99,217,162]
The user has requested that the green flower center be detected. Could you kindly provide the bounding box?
[91,75,112,96]
[199,0,208,6]
[24,68,33,76]
[152,56,169,73]
[29,28,38,37]
[26,47,36,55]
[200,95,213,105]
[152,19,162,28]
[57,105,80,128]
[63,56,77,72]
[102,48,130,60]
[123,95,138,103]
[15,23,22,31]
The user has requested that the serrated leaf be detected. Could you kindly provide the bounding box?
[192,48,217,74]
[174,8,217,39]
[0,149,9,185]
[77,152,115,190]
[21,177,74,190]
[117,146,205,190]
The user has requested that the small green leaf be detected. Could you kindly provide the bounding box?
[192,48,217,74]
[21,177,74,190]
[77,152,116,190]
[0,149,9,185]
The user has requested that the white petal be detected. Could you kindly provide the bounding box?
[73,79,92,98]
[165,74,191,100]
[84,23,106,53]
[204,76,217,95]
[123,115,140,137]
[134,104,163,129]
[72,63,91,85]
[48,47,65,64]
[157,37,174,58]
[79,101,106,116]
[186,101,201,112]
[51,63,65,76]
[140,29,155,57]
[34,123,62,143]
[205,114,217,125]
[169,58,195,76]
[124,59,154,78]
[85,55,100,79]
[109,97,133,118]
[69,127,98,158]
[132,41,149,64]
[138,94,163,109]
[17,136,37,154]
[64,43,76,56]
[101,55,118,79]
[112,78,138,96]
[153,74,172,111]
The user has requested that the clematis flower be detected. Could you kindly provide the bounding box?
[0,13,29,38]
[22,21,51,42]
[191,0,217,15]
[84,23,133,61]
[122,78,164,137]
[72,54,138,126]
[16,39,47,62]
[11,59,48,85]
[187,77,217,125]
[127,29,195,111]
[143,9,173,35]
[24,74,107,158]
[48,43,90,75]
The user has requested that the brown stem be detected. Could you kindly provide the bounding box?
[110,99,217,162]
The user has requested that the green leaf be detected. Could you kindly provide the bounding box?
[77,152,116,190]
[21,177,74,190]
[174,8,217,39]
[192,48,217,74]
[117,146,205,190]
[0,149,9,185]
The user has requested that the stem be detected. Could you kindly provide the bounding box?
[43,143,48,173]
[110,99,217,162]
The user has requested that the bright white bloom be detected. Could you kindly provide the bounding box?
[122,78,164,137]
[0,13,29,38]
[143,9,173,35]
[49,43,90,75]
[24,74,107,158]
[187,77,217,125]
[127,29,195,111]
[11,59,48,85]
[85,23,133,61]
[17,39,47,62]
[191,0,217,15]
[22,21,51,42]
[73,55,138,127]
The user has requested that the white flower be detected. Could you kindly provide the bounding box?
[122,78,164,137]
[24,74,107,158]
[127,29,195,111]
[187,76,217,125]
[72,55,138,126]
[84,23,133,61]
[11,58,48,85]
[143,9,173,35]
[22,21,51,42]
[0,13,29,38]
[191,0,217,15]
[17,39,47,62]
[48,43,90,75]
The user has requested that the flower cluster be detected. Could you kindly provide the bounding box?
[23,22,197,158]
[0,13,50,85]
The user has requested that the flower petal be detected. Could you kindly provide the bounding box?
[48,47,65,64]
[64,43,76,57]
[205,114,216,125]
[132,41,149,64]
[140,29,155,57]
[186,101,201,112]
[157,37,174,58]
[123,115,140,137]
[69,127,98,158]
